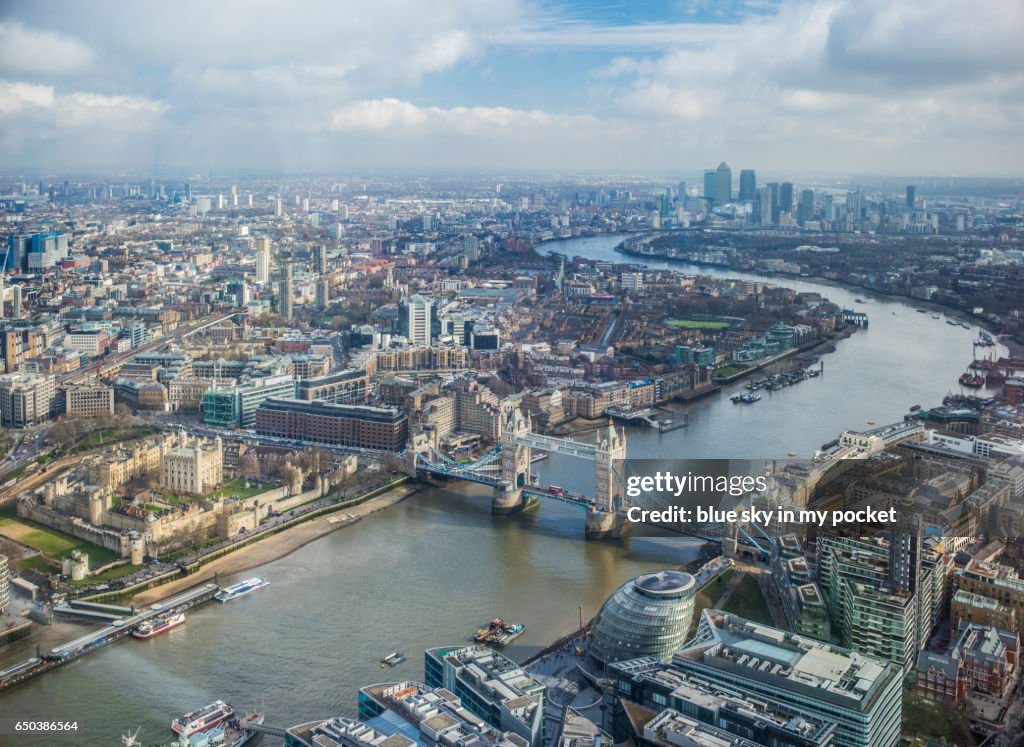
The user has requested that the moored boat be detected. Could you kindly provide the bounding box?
[172,700,234,737]
[132,611,185,640]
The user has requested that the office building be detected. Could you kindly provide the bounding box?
[316,278,330,311]
[316,244,328,275]
[666,610,901,747]
[424,646,545,747]
[297,369,369,404]
[64,382,114,419]
[279,262,294,321]
[702,170,716,206]
[778,182,794,216]
[608,658,836,747]
[0,372,60,427]
[255,398,408,451]
[6,232,69,271]
[906,185,916,210]
[254,237,271,284]
[955,560,1024,635]
[756,186,773,226]
[714,162,731,205]
[738,169,756,202]
[201,373,296,427]
[406,294,433,347]
[798,189,815,224]
[589,570,696,665]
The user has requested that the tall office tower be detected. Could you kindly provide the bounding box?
[715,162,732,205]
[316,244,328,276]
[738,169,756,202]
[765,182,778,223]
[11,286,21,319]
[406,294,432,347]
[274,197,282,217]
[676,180,687,201]
[254,238,271,284]
[5,236,30,271]
[279,263,293,321]
[847,190,863,221]
[889,513,922,595]
[702,170,717,205]
[906,185,916,209]
[779,182,795,215]
[798,188,815,224]
[756,186,773,226]
[315,278,330,311]
[822,193,834,221]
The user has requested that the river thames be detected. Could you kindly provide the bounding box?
[0,234,1000,746]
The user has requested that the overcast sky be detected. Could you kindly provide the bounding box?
[1,0,1022,176]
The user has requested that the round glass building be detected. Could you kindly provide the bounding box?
[588,569,696,666]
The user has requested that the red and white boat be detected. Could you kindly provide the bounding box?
[132,611,186,640]
[172,700,235,737]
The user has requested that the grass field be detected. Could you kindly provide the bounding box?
[720,574,773,625]
[0,506,118,565]
[713,366,745,378]
[665,319,730,330]
[207,478,273,500]
[694,568,734,614]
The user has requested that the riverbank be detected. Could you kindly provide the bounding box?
[131,484,420,606]
[615,242,1022,352]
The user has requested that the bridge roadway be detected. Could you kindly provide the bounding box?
[0,582,220,694]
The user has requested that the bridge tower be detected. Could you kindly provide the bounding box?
[493,404,534,515]
[586,423,630,540]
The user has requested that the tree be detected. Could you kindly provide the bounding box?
[51,420,78,451]
[240,452,260,483]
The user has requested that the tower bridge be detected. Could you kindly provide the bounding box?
[406,405,723,542]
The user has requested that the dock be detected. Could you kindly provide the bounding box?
[606,406,687,432]
[0,582,220,693]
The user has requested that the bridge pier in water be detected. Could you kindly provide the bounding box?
[412,407,634,541]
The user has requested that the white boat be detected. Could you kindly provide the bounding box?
[215,577,269,603]
[172,700,234,737]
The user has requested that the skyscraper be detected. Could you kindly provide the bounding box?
[738,169,756,202]
[715,162,731,205]
[767,182,780,223]
[906,185,916,209]
[798,188,815,224]
[254,237,271,284]
[316,244,328,276]
[779,182,794,215]
[702,170,717,205]
[676,180,687,201]
[279,263,293,321]
[316,278,330,311]
[406,295,433,347]
[756,186,773,226]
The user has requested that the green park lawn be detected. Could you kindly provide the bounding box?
[665,319,730,330]
[206,478,273,500]
[0,506,118,565]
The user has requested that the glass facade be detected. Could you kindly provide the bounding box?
[589,569,696,665]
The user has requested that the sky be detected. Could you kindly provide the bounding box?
[1,0,1022,176]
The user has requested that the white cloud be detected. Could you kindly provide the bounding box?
[0,22,94,75]
[326,98,593,136]
[0,81,56,115]
[0,79,165,129]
